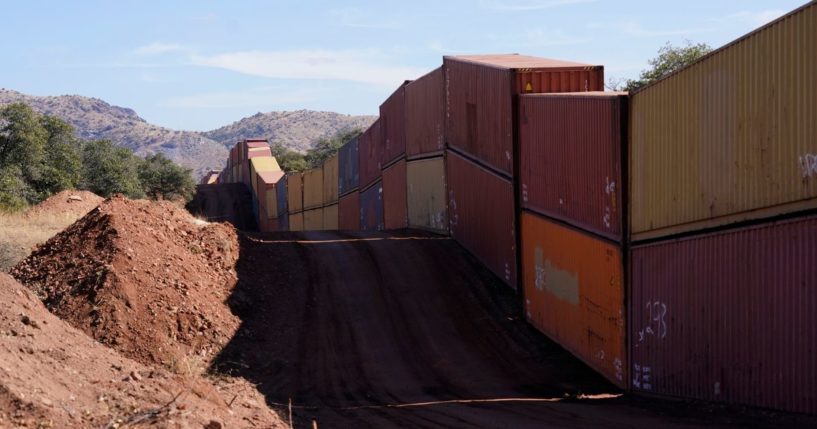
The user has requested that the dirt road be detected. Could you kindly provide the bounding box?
[213,230,816,428]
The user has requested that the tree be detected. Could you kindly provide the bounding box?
[270,142,308,173]
[80,140,144,198]
[614,41,713,92]
[305,128,362,168]
[36,115,82,196]
[138,153,196,201]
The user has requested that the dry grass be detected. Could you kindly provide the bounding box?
[0,210,87,272]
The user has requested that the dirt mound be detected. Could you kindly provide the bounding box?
[25,190,104,218]
[0,273,284,428]
[11,195,242,370]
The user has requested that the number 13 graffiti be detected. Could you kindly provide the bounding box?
[637,301,668,343]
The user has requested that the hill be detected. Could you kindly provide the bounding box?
[0,89,376,178]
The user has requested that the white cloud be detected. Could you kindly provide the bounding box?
[727,10,786,27]
[591,20,714,38]
[190,49,426,87]
[134,43,185,56]
[161,86,323,109]
[480,0,597,11]
[328,7,401,29]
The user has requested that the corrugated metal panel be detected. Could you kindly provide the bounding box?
[247,147,272,159]
[519,92,626,241]
[380,82,408,164]
[275,176,289,231]
[360,181,384,231]
[323,154,339,205]
[630,214,817,414]
[303,167,324,210]
[304,208,324,231]
[339,137,360,195]
[338,192,360,231]
[630,3,817,240]
[521,211,626,388]
[382,159,407,230]
[289,212,304,232]
[407,157,448,233]
[405,67,445,157]
[359,119,383,189]
[445,55,604,176]
[287,173,303,214]
[323,203,339,230]
[446,150,516,288]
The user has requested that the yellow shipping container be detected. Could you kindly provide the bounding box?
[289,212,304,231]
[630,3,817,240]
[287,173,304,214]
[303,167,324,210]
[323,154,339,205]
[304,208,324,231]
[323,203,339,230]
[250,157,282,194]
[406,157,448,232]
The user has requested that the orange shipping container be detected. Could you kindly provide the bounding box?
[323,154,339,205]
[382,159,407,230]
[521,211,626,388]
[304,208,324,231]
[323,204,339,230]
[289,212,304,232]
[303,167,324,210]
[338,192,360,230]
[287,173,304,214]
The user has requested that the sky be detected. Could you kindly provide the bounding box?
[0,0,806,131]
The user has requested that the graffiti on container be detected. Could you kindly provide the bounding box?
[799,154,817,179]
[603,177,616,229]
[448,190,459,227]
[636,301,668,345]
[521,184,529,203]
[614,357,624,382]
[632,364,652,390]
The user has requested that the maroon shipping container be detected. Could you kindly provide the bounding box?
[338,192,360,231]
[406,67,445,157]
[630,215,817,414]
[359,118,383,189]
[382,159,407,230]
[519,92,626,241]
[360,181,384,231]
[445,54,604,177]
[381,81,409,164]
[446,150,516,289]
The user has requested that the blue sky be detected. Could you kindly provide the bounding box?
[0,0,805,131]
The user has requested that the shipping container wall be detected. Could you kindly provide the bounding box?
[446,150,516,288]
[521,212,626,387]
[407,157,448,232]
[630,3,817,240]
[405,67,445,157]
[277,175,288,222]
[381,82,408,164]
[323,203,339,230]
[304,208,324,231]
[360,182,384,231]
[519,93,625,241]
[303,167,324,210]
[339,137,360,195]
[287,173,304,214]
[630,214,817,414]
[278,210,289,231]
[359,119,383,189]
[382,159,408,230]
[339,192,360,231]
[289,212,304,232]
[323,154,339,205]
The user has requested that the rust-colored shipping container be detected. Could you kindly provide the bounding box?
[381,82,409,164]
[382,159,407,230]
[519,92,626,241]
[521,211,626,387]
[360,181,384,231]
[303,167,324,210]
[304,208,323,231]
[323,154,339,205]
[446,150,516,288]
[407,157,447,233]
[445,54,604,176]
[405,67,445,157]
[630,214,817,414]
[287,173,303,214]
[359,119,383,189]
[339,137,360,196]
[630,3,817,241]
[256,170,285,219]
[323,203,339,230]
[289,211,304,232]
[338,192,360,231]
